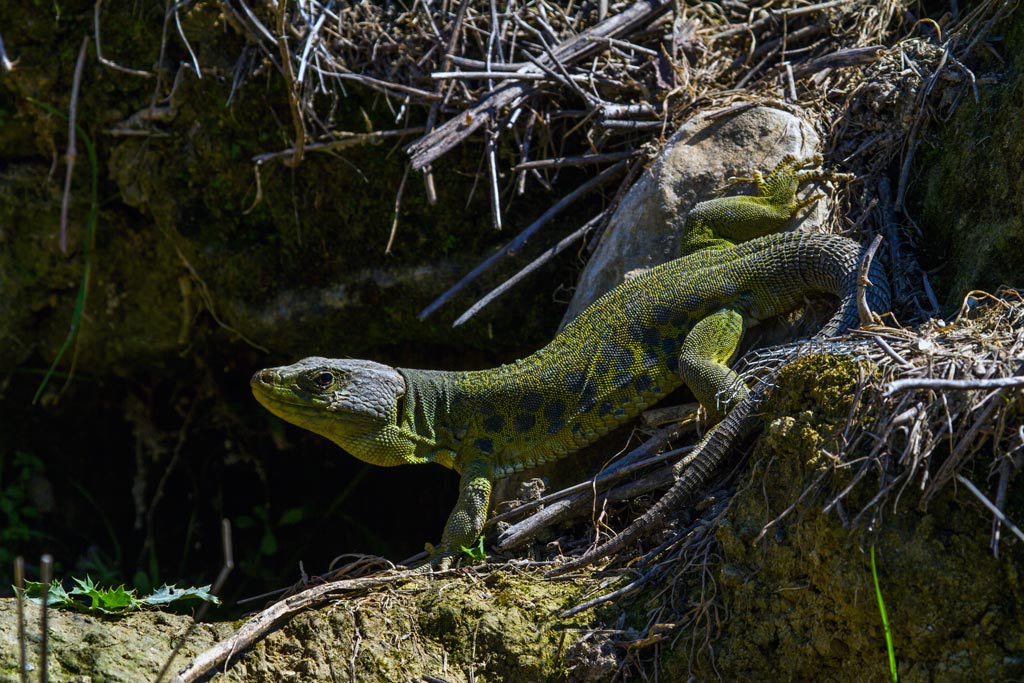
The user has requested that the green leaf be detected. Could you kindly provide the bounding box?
[71,576,138,613]
[871,545,898,683]
[141,584,221,607]
[234,514,256,529]
[278,507,304,526]
[260,529,278,556]
[460,536,487,562]
[19,579,73,607]
[17,576,221,614]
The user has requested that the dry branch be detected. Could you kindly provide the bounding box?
[418,158,628,320]
[171,572,423,683]
[405,0,673,170]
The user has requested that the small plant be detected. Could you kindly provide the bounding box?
[18,576,220,614]
[871,544,898,683]
[460,535,487,562]
[25,98,99,403]
[0,451,47,568]
[235,503,305,558]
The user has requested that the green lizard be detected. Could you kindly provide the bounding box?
[251,155,890,570]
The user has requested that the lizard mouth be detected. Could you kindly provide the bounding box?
[250,370,323,414]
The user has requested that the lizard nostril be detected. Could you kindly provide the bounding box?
[252,369,274,385]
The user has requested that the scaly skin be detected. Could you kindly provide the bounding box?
[250,156,890,570]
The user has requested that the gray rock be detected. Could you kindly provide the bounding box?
[561,105,826,326]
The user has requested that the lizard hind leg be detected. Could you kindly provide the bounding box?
[757,153,854,219]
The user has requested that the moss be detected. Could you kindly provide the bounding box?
[916,15,1024,308]
[229,571,602,682]
[662,354,1024,682]
[1,0,582,379]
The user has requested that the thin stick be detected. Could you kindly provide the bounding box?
[710,0,852,40]
[39,555,52,683]
[15,557,27,683]
[884,376,1024,396]
[386,164,410,254]
[486,126,503,230]
[784,61,797,100]
[490,437,687,526]
[252,127,425,163]
[0,29,15,71]
[422,0,472,202]
[430,70,596,81]
[453,211,604,325]
[560,569,656,617]
[94,0,152,77]
[856,234,883,326]
[316,69,441,99]
[516,108,537,195]
[59,37,89,254]
[869,333,913,369]
[791,45,882,79]
[276,1,305,166]
[956,474,1024,543]
[514,149,638,170]
[600,119,663,130]
[173,0,201,78]
[296,7,328,84]
[418,159,627,320]
[497,427,683,549]
[171,571,428,683]
[896,45,949,209]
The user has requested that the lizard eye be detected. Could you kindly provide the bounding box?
[301,368,335,393]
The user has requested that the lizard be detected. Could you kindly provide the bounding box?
[250,154,891,571]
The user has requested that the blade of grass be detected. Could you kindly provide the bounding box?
[27,98,99,404]
[871,544,898,682]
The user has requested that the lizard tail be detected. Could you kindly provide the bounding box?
[546,394,761,576]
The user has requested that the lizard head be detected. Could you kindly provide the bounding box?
[251,357,412,466]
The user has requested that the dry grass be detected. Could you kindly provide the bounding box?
[217,0,1014,322]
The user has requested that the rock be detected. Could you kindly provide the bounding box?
[561,105,826,325]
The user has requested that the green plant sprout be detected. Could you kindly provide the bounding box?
[460,535,487,562]
[26,98,99,404]
[871,544,898,683]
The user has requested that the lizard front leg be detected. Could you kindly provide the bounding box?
[428,459,493,570]
[677,307,749,423]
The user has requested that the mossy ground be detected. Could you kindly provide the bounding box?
[0,570,611,683]
[661,355,1024,682]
